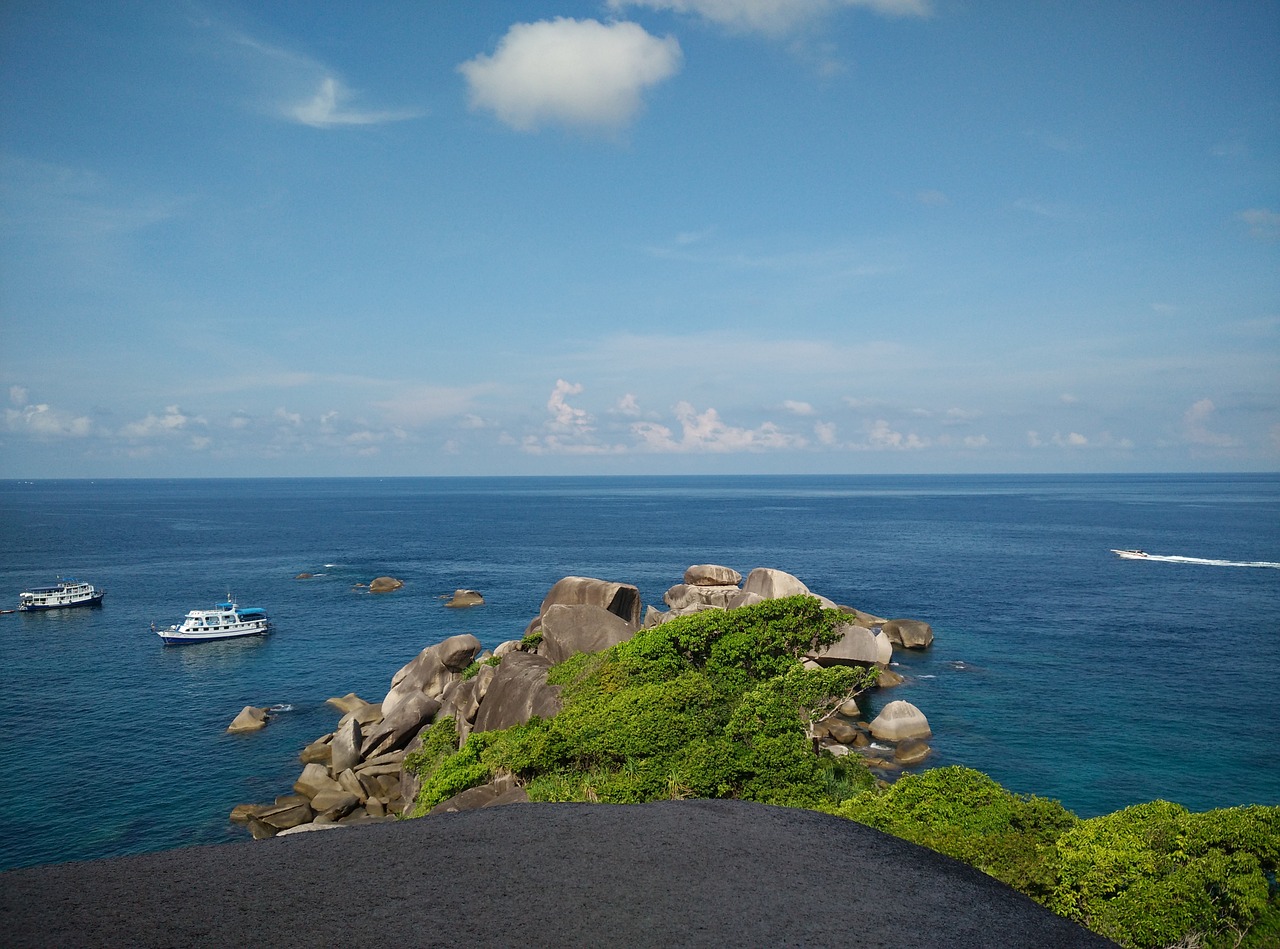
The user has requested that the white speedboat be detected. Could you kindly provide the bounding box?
[1111,549,1150,560]
[154,597,271,644]
[19,578,105,611]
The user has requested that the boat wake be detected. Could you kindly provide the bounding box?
[1131,554,1280,569]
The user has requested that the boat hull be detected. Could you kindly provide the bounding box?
[158,622,270,645]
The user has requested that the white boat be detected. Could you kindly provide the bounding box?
[19,578,105,611]
[154,597,271,644]
[1111,549,1150,560]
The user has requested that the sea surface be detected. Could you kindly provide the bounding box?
[1,474,1277,872]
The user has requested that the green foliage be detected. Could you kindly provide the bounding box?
[835,766,1078,901]
[402,717,493,816]
[460,656,503,680]
[403,596,875,813]
[1047,801,1280,949]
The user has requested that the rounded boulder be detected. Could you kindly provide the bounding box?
[869,700,932,741]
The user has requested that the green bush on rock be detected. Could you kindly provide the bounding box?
[404,596,878,811]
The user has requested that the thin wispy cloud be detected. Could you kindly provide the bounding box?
[609,0,930,35]
[459,18,682,132]
[289,76,422,129]
[223,25,420,128]
[1237,208,1279,242]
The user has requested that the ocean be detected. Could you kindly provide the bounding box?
[1,474,1277,872]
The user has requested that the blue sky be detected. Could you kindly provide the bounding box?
[2,1,1277,477]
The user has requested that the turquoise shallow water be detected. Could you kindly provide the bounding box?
[1,474,1277,871]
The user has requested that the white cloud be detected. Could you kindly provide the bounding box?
[865,419,927,450]
[10,386,29,406]
[3,403,94,438]
[632,401,804,452]
[459,18,682,132]
[119,405,198,440]
[615,393,642,416]
[609,0,930,35]
[782,399,814,415]
[288,76,420,128]
[815,420,838,445]
[1183,398,1239,448]
[1053,431,1088,447]
[547,379,593,432]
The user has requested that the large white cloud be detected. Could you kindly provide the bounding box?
[608,0,929,35]
[459,18,682,132]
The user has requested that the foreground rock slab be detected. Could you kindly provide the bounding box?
[0,800,1114,949]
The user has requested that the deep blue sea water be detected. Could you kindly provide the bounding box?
[1,474,1277,872]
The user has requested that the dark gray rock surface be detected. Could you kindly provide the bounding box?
[1,799,1114,948]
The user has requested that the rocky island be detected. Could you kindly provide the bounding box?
[233,565,935,837]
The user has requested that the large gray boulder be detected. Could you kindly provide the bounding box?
[663,583,741,612]
[331,716,363,774]
[538,603,637,664]
[537,576,642,628]
[360,691,441,759]
[808,623,880,667]
[742,568,811,600]
[683,564,742,587]
[369,576,404,593]
[873,629,893,667]
[883,619,934,649]
[294,763,342,799]
[869,700,932,740]
[382,634,482,717]
[727,590,765,610]
[428,774,528,815]
[471,652,562,734]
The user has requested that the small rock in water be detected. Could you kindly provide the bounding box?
[446,589,485,608]
[227,706,269,734]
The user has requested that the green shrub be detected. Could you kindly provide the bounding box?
[836,766,1077,901]
[402,596,875,813]
[1048,801,1280,949]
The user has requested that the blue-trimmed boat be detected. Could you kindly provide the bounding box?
[19,578,105,611]
[154,597,271,644]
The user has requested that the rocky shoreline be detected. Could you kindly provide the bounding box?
[231,565,937,839]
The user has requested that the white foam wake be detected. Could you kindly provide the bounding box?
[1137,554,1280,569]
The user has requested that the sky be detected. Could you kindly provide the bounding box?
[1,0,1277,478]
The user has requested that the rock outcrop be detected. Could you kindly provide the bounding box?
[369,576,404,593]
[883,619,934,649]
[236,564,941,839]
[535,576,641,628]
[445,589,484,608]
[537,603,636,664]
